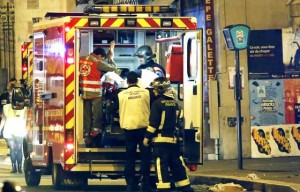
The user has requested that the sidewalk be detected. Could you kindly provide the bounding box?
[0,148,299,191]
[0,139,9,157]
[191,156,300,191]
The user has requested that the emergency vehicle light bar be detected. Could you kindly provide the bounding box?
[84,5,176,14]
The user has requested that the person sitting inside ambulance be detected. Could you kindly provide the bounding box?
[79,41,117,146]
[134,45,166,77]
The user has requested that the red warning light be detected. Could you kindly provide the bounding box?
[22,64,28,72]
[65,26,70,32]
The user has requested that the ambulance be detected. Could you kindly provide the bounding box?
[20,4,204,189]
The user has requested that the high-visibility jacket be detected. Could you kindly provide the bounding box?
[118,85,150,130]
[0,104,27,139]
[79,55,102,99]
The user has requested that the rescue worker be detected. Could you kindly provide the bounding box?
[79,41,117,146]
[117,71,153,192]
[19,79,30,97]
[134,45,166,77]
[1,80,16,137]
[0,86,27,174]
[0,78,17,113]
[19,79,32,107]
[0,86,9,114]
[9,77,17,87]
[143,77,194,192]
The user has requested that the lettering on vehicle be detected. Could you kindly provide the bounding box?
[45,109,63,117]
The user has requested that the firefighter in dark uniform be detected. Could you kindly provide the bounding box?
[117,71,153,192]
[134,45,166,77]
[143,77,194,192]
[79,41,117,146]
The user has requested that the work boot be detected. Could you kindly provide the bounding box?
[139,183,153,192]
[11,163,17,173]
[138,176,153,192]
[177,185,194,192]
[17,163,23,173]
[84,134,93,148]
[126,185,135,192]
[156,189,170,192]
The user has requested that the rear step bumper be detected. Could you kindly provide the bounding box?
[71,162,156,174]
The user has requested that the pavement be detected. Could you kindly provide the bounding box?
[190,156,300,192]
[1,138,299,191]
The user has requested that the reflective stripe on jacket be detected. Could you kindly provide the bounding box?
[79,56,102,98]
[0,104,27,138]
[145,95,179,144]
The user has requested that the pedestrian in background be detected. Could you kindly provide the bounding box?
[1,78,17,136]
[143,77,194,192]
[0,85,27,173]
[0,78,18,114]
[79,41,117,146]
[117,71,153,192]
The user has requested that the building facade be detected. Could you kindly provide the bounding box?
[11,0,300,160]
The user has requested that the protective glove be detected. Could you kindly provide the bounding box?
[177,137,184,155]
[143,138,149,147]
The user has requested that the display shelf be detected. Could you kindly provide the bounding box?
[93,30,135,46]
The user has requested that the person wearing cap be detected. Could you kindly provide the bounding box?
[79,41,117,146]
[143,77,194,192]
[134,45,166,77]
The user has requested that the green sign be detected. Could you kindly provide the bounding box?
[223,24,250,50]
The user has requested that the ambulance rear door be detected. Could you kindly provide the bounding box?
[31,32,46,162]
[182,30,203,165]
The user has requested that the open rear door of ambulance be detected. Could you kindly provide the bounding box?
[31,32,47,163]
[182,30,203,168]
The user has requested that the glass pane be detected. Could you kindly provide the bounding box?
[187,38,198,80]
[94,30,115,44]
[118,30,134,44]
